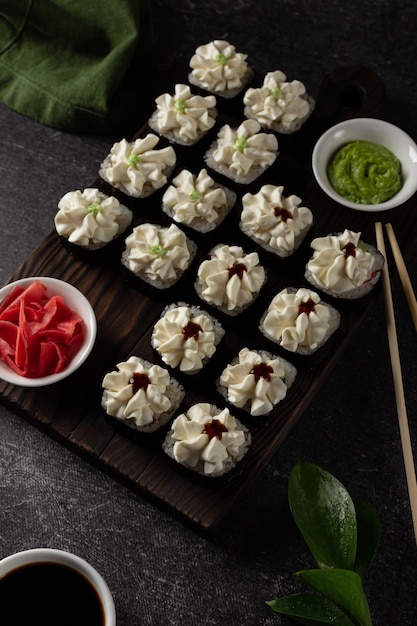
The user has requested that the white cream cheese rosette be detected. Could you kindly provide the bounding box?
[149,84,217,145]
[240,184,313,256]
[162,168,235,231]
[244,70,315,133]
[219,347,297,416]
[55,188,132,249]
[99,134,176,198]
[152,304,224,373]
[122,223,194,287]
[163,402,251,476]
[188,40,252,97]
[196,244,266,314]
[101,356,184,431]
[261,287,340,353]
[205,119,278,183]
[305,229,383,298]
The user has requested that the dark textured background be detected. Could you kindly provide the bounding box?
[1,1,417,624]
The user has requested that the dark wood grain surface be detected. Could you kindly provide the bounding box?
[1,65,416,535]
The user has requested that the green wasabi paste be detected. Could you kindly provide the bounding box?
[327,139,402,204]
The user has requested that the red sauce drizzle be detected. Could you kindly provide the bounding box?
[182,321,202,341]
[274,206,292,222]
[203,419,228,440]
[250,362,274,383]
[298,298,316,315]
[343,242,357,258]
[228,263,247,279]
[129,372,151,394]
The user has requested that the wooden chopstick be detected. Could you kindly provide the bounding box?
[375,222,417,545]
[385,223,417,333]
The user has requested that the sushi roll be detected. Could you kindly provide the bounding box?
[98,134,176,199]
[188,40,254,99]
[195,244,267,316]
[304,229,384,299]
[218,347,297,418]
[240,184,313,257]
[243,70,315,133]
[148,83,217,146]
[101,356,185,435]
[204,119,278,184]
[162,402,252,479]
[259,287,341,354]
[121,222,197,291]
[151,302,225,374]
[162,168,236,233]
[54,187,133,261]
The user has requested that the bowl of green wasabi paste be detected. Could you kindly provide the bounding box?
[312,118,417,211]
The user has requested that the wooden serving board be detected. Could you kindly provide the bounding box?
[1,65,417,535]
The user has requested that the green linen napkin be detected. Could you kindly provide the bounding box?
[0,0,153,133]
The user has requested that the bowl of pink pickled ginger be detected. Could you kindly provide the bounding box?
[0,276,97,386]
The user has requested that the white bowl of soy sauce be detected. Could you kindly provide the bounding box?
[0,548,116,625]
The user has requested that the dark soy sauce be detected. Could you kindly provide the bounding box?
[0,561,105,626]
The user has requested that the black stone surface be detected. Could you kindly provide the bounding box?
[1,1,417,624]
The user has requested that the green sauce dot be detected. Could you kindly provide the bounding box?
[128,153,141,166]
[215,53,228,66]
[86,202,103,216]
[189,188,203,201]
[270,86,282,100]
[150,244,167,256]
[174,98,186,114]
[234,137,247,153]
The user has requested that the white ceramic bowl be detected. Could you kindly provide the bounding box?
[0,548,116,625]
[0,276,97,387]
[312,117,417,211]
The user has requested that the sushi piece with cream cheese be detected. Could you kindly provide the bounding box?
[54,187,133,260]
[243,70,315,133]
[218,347,297,417]
[240,184,313,257]
[162,402,251,479]
[259,287,341,354]
[188,39,253,99]
[99,134,176,199]
[204,119,278,184]
[304,229,384,299]
[148,84,217,146]
[162,168,236,233]
[121,222,196,291]
[195,244,266,316]
[151,302,225,374]
[101,356,184,435]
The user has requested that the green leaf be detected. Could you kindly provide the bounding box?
[297,569,373,626]
[288,462,357,570]
[353,498,381,578]
[267,593,357,625]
